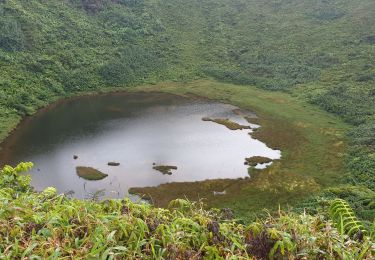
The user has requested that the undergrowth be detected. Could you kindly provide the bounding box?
[0,163,374,259]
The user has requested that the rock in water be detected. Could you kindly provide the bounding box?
[108,162,120,166]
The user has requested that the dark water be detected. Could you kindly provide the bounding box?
[0,93,280,199]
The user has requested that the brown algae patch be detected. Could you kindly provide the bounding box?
[153,165,178,175]
[76,166,108,180]
[202,117,251,130]
[245,156,273,166]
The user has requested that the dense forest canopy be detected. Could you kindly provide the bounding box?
[0,0,374,119]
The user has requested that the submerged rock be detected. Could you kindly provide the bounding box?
[76,166,108,181]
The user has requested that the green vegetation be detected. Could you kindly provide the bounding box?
[0,163,373,258]
[76,166,108,181]
[329,199,367,238]
[0,1,373,203]
[202,117,251,130]
[153,165,178,175]
[0,0,374,256]
[0,0,372,197]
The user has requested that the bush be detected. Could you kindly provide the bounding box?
[0,18,25,52]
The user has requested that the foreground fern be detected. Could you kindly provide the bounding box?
[0,163,374,259]
[329,199,368,238]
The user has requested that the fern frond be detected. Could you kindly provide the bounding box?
[329,199,367,238]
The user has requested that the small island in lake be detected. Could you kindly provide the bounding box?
[153,165,178,175]
[76,166,108,180]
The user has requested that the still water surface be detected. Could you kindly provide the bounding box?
[0,93,280,199]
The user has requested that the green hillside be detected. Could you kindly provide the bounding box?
[0,0,374,257]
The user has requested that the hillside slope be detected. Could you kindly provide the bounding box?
[0,0,374,220]
[0,0,374,257]
[1,0,374,118]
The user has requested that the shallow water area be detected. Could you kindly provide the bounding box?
[0,93,280,199]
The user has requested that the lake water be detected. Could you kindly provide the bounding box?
[0,92,280,199]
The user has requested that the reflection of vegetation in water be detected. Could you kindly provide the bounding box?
[153,165,178,175]
[76,166,108,181]
[202,117,251,130]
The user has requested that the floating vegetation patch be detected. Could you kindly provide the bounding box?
[245,156,273,167]
[202,117,251,130]
[76,166,108,180]
[153,165,177,175]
